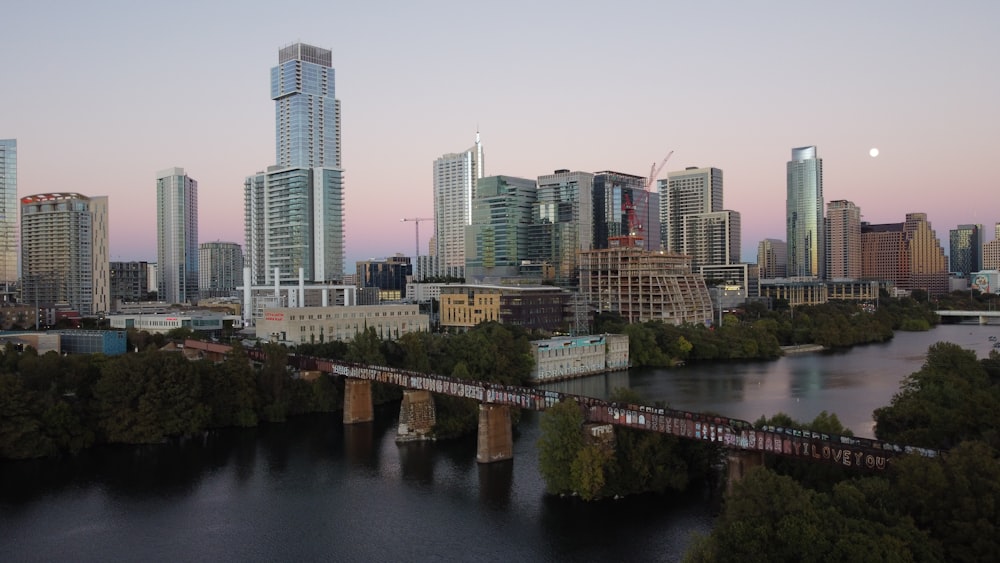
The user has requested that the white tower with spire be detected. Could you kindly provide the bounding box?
[432,131,484,279]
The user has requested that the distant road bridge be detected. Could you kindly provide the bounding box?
[936,310,1000,325]
[186,340,939,479]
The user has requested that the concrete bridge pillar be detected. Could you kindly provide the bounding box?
[981,315,988,325]
[726,450,764,494]
[397,390,436,442]
[343,379,374,424]
[476,404,513,463]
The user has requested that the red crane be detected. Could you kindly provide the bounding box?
[623,151,674,246]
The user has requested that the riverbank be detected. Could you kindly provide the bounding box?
[781,344,826,354]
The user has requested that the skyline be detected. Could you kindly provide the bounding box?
[3,1,998,269]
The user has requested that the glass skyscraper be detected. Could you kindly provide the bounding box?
[245,43,345,285]
[433,132,484,279]
[786,146,824,278]
[156,167,199,305]
[949,224,983,276]
[0,139,16,289]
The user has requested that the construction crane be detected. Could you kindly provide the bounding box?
[627,151,674,248]
[401,217,434,259]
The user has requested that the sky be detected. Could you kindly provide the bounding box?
[3,1,999,269]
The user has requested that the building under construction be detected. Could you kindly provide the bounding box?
[578,240,713,325]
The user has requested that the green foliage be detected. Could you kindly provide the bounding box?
[537,399,585,495]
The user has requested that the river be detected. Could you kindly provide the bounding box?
[1,324,996,562]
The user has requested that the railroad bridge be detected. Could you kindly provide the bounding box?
[188,341,938,479]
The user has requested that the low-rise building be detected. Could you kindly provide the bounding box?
[439,284,570,332]
[54,330,127,356]
[530,334,629,383]
[255,304,428,344]
[108,312,227,335]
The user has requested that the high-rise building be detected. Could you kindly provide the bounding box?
[984,224,1000,271]
[949,224,983,276]
[660,166,723,254]
[433,132,484,279]
[681,210,741,269]
[861,212,948,295]
[757,238,788,279]
[21,193,109,316]
[199,242,243,299]
[157,167,199,304]
[825,200,862,279]
[110,261,150,308]
[593,171,660,251]
[245,43,345,286]
[0,139,16,290]
[531,170,594,287]
[465,175,537,281]
[786,146,824,278]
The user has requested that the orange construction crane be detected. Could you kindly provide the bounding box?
[401,217,434,259]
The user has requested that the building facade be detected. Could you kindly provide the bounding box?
[530,334,630,382]
[531,170,594,287]
[20,193,109,316]
[0,139,16,291]
[578,245,713,325]
[199,241,243,299]
[465,175,537,281]
[439,284,569,332]
[949,224,983,276]
[256,304,428,344]
[825,200,862,279]
[681,210,741,269]
[356,254,412,300]
[984,224,1000,270]
[786,146,824,278]
[757,238,788,279]
[593,171,660,252]
[156,167,199,304]
[110,261,151,309]
[861,213,948,295]
[433,132,484,279]
[245,43,345,286]
[660,166,723,254]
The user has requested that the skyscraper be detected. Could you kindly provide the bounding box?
[157,167,199,304]
[681,210,741,269]
[532,169,594,287]
[757,238,788,278]
[593,171,660,251]
[433,132,483,279]
[465,175,537,281]
[949,224,983,276]
[861,212,948,295]
[245,43,345,285]
[825,200,862,279]
[786,146,824,278]
[0,139,16,289]
[199,241,243,299]
[660,166,723,254]
[21,193,109,317]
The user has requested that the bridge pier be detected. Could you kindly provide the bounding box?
[343,379,374,424]
[981,315,988,325]
[476,404,513,463]
[397,390,436,442]
[726,450,764,494]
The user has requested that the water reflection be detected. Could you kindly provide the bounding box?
[477,460,513,509]
[540,370,630,399]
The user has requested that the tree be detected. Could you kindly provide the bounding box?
[537,398,585,495]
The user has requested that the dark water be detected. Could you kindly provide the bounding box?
[1,324,995,562]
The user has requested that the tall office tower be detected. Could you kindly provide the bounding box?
[199,241,244,299]
[465,175,537,281]
[949,224,983,276]
[825,200,862,279]
[786,146,824,278]
[593,171,660,251]
[681,210,741,269]
[984,224,1000,270]
[433,132,484,279]
[20,193,109,317]
[861,213,948,295]
[157,167,199,304]
[0,139,16,291]
[757,238,788,278]
[532,170,594,287]
[245,43,345,285]
[660,166,723,254]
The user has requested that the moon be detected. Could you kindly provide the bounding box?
[869,148,879,158]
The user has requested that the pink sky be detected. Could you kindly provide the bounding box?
[4,1,998,269]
